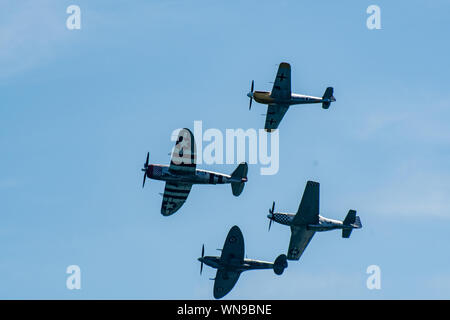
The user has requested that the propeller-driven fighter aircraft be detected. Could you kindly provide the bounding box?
[198,225,288,299]
[247,62,336,132]
[141,128,248,216]
[267,181,362,260]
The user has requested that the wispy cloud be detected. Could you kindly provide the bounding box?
[0,178,20,189]
[355,164,450,220]
[425,274,450,297]
[348,96,450,220]
[0,1,68,78]
[354,97,450,145]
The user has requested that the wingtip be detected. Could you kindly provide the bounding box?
[182,127,194,135]
[230,225,240,232]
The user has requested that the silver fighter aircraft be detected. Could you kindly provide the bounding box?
[141,128,248,216]
[267,181,362,260]
[198,225,288,299]
[247,62,336,132]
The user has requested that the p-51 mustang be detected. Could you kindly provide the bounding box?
[267,181,362,260]
[141,128,248,216]
[199,225,288,299]
[247,62,336,132]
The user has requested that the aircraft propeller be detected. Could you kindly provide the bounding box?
[200,244,205,275]
[248,80,254,110]
[141,152,149,188]
[268,201,275,231]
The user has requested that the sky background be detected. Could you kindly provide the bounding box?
[1,0,450,299]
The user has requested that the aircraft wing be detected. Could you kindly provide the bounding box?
[220,226,245,262]
[169,128,196,175]
[270,62,291,100]
[287,226,315,260]
[264,104,289,131]
[213,269,241,299]
[160,182,192,216]
[292,181,320,225]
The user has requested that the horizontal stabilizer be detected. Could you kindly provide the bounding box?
[322,101,331,109]
[231,182,245,197]
[342,229,352,238]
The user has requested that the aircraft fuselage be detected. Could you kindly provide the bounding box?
[251,91,328,106]
[268,212,353,232]
[199,256,274,272]
[145,164,247,185]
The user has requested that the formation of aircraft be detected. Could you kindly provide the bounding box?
[141,62,361,299]
[141,128,248,216]
[247,62,336,132]
[267,181,362,260]
[198,226,288,299]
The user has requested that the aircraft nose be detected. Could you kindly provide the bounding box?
[247,92,253,98]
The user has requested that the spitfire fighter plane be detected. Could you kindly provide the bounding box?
[198,225,288,299]
[267,181,362,260]
[141,128,248,216]
[247,62,336,132]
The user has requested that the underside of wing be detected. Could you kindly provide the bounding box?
[160,182,192,216]
[264,104,289,131]
[213,269,241,299]
[292,181,320,225]
[220,226,245,262]
[271,62,291,100]
[169,128,196,175]
[287,226,315,260]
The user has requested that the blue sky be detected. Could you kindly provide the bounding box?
[1,0,450,299]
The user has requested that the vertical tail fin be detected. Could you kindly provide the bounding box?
[342,210,362,238]
[322,87,336,109]
[343,210,357,225]
[230,162,248,197]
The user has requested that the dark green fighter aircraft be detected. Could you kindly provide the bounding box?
[198,225,288,299]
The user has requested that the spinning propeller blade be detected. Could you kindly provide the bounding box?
[200,244,205,275]
[268,201,275,231]
[249,80,254,110]
[142,152,149,188]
